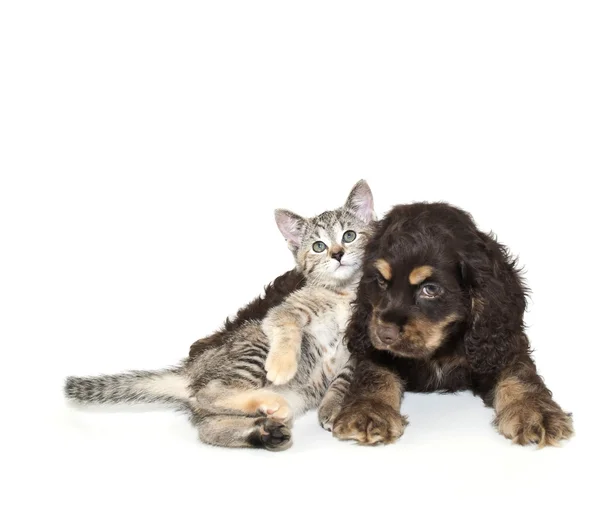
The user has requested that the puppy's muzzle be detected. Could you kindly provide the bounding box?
[376,324,400,346]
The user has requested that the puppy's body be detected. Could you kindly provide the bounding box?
[324,203,574,447]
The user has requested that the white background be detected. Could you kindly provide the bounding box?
[1,2,598,515]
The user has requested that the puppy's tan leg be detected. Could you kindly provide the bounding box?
[332,358,407,445]
[491,357,573,447]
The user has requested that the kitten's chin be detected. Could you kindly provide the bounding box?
[331,263,359,283]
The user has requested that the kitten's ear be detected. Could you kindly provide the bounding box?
[345,179,375,223]
[274,209,306,251]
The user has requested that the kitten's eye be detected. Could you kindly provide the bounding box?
[420,284,443,298]
[342,230,357,243]
[312,241,327,253]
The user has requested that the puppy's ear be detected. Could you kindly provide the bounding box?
[460,233,528,376]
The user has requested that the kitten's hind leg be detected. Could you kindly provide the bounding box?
[193,413,292,451]
[197,383,292,423]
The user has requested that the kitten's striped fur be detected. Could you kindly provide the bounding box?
[65,180,374,451]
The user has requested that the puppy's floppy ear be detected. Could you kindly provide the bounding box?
[459,233,528,376]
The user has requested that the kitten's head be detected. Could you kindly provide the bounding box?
[275,180,375,288]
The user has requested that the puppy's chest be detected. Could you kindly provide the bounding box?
[424,355,470,390]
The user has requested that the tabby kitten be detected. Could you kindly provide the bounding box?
[65,180,375,451]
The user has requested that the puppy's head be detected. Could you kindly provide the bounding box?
[365,252,467,358]
[351,202,527,372]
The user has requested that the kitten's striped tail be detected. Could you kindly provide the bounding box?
[64,367,190,407]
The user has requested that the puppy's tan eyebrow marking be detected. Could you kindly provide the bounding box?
[409,265,433,285]
[374,259,392,281]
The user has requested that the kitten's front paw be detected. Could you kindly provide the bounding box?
[318,396,343,432]
[332,400,407,445]
[265,349,298,385]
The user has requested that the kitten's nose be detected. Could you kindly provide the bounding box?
[332,250,344,262]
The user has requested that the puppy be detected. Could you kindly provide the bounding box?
[322,202,573,448]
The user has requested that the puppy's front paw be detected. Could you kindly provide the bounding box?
[265,349,298,385]
[332,401,407,445]
[495,397,574,448]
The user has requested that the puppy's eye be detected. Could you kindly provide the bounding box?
[342,230,357,243]
[312,241,327,253]
[420,284,443,298]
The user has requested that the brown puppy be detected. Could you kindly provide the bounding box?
[328,203,573,447]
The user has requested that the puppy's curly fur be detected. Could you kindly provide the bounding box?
[328,203,573,448]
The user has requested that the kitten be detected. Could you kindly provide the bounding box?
[188,268,306,360]
[64,180,374,451]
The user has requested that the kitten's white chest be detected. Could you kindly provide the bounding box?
[307,291,353,378]
[307,291,353,347]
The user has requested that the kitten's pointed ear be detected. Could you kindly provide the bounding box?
[345,179,375,223]
[274,209,306,251]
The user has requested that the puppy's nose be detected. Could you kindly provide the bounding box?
[377,325,400,345]
[332,250,344,262]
